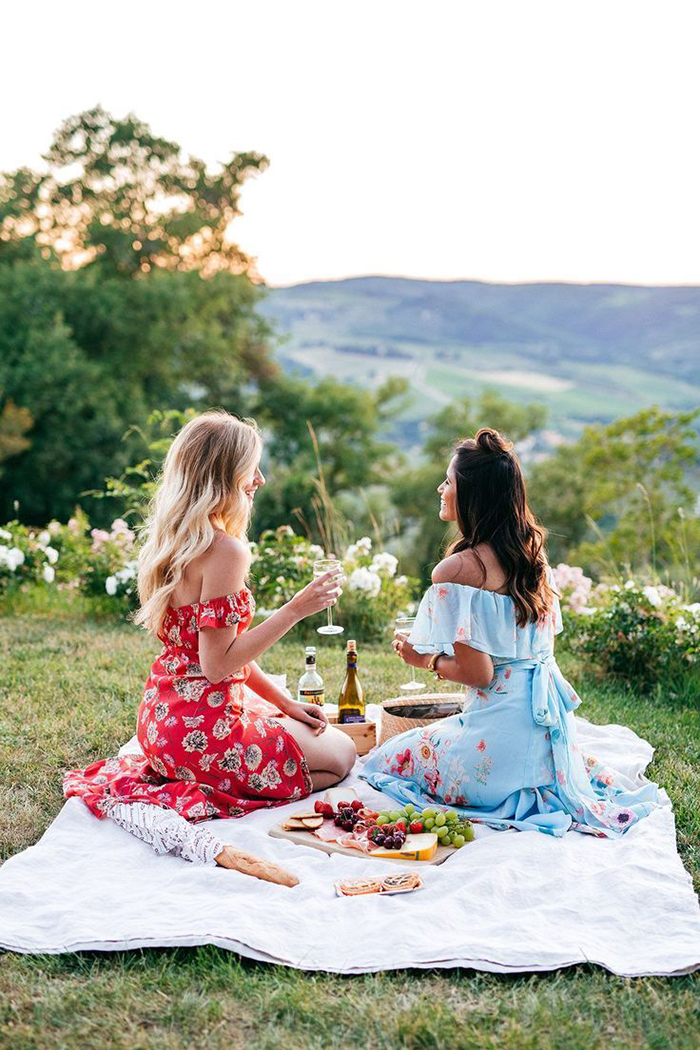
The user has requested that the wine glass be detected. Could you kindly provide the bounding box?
[313,557,345,636]
[394,615,425,691]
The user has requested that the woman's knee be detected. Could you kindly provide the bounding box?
[327,726,356,775]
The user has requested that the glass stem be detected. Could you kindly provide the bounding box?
[327,608,333,629]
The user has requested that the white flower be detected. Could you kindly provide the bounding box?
[682,603,700,617]
[115,561,137,584]
[309,544,324,560]
[275,575,286,584]
[642,585,662,608]
[370,552,398,578]
[347,566,381,598]
[38,530,51,547]
[43,564,55,584]
[48,521,61,535]
[105,575,118,596]
[396,575,408,586]
[356,536,372,552]
[0,545,25,571]
[44,545,59,564]
[0,528,11,541]
[624,580,636,590]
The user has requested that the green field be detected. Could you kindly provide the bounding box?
[1,605,699,1049]
[261,277,700,449]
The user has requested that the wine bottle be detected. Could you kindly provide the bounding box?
[297,646,324,706]
[338,639,365,723]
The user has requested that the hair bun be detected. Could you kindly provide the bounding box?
[475,427,513,456]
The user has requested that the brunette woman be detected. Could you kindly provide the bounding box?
[361,428,660,837]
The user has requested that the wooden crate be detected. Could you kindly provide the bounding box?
[327,713,376,755]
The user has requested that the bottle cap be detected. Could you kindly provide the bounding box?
[347,639,357,651]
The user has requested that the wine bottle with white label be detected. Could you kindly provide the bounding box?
[338,639,365,723]
[297,646,324,706]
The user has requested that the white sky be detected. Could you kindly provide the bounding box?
[3,0,699,286]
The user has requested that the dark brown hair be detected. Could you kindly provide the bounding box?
[445,427,556,627]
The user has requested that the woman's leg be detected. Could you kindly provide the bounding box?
[280,720,357,791]
[106,801,298,885]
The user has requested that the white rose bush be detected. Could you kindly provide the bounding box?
[552,563,700,689]
[250,526,416,640]
[2,507,697,685]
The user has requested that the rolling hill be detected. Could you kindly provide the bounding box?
[259,276,700,454]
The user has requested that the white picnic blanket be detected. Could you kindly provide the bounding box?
[1,711,699,975]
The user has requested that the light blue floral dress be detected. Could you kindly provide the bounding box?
[361,570,660,837]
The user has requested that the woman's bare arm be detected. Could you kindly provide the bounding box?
[197,536,341,683]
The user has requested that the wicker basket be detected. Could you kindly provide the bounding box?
[379,693,464,746]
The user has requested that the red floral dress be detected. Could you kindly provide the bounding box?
[63,588,312,821]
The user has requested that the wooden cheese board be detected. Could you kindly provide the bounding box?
[268,820,453,865]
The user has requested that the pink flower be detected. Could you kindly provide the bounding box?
[556,770,567,786]
[90,528,110,552]
[476,739,487,752]
[504,667,512,680]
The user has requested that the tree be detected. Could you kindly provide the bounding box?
[251,375,411,542]
[0,106,268,278]
[527,407,700,577]
[391,391,547,584]
[0,109,278,523]
[0,393,32,470]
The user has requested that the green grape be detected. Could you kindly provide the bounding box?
[435,812,447,827]
[389,811,403,822]
[436,825,449,839]
[445,809,459,822]
[423,817,435,830]
[422,807,436,818]
[462,822,475,842]
[376,815,391,825]
[404,803,415,815]
[442,834,453,847]
[452,834,465,848]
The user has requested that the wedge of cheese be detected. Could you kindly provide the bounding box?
[370,833,438,861]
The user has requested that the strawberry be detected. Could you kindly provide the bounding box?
[351,799,363,811]
[409,820,423,834]
[314,801,325,814]
[322,803,334,818]
[394,820,407,834]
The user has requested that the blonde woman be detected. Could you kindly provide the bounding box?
[64,411,355,883]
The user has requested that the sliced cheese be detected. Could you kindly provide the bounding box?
[370,833,438,861]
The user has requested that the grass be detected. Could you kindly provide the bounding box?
[1,604,699,1049]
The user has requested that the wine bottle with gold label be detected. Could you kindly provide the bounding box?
[338,639,365,723]
[297,646,324,706]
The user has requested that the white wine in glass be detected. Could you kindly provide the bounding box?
[395,615,425,691]
[313,558,344,636]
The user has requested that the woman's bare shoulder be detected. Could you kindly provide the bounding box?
[431,550,486,587]
[432,546,507,592]
[199,532,250,598]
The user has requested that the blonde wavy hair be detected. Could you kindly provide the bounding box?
[133,410,262,637]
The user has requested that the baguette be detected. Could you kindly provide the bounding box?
[215,846,299,887]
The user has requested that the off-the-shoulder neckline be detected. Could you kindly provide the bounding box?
[166,585,253,612]
[430,580,512,600]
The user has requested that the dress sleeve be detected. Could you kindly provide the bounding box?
[196,591,251,630]
[408,584,518,660]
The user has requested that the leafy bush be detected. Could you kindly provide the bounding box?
[250,526,418,642]
[552,563,699,689]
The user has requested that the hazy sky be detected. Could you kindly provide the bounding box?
[3,1,699,286]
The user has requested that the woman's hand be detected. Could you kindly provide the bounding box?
[278,698,329,736]
[392,631,429,669]
[287,570,344,623]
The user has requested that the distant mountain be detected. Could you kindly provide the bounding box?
[259,276,700,453]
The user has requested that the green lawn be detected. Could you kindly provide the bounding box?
[1,609,699,1050]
